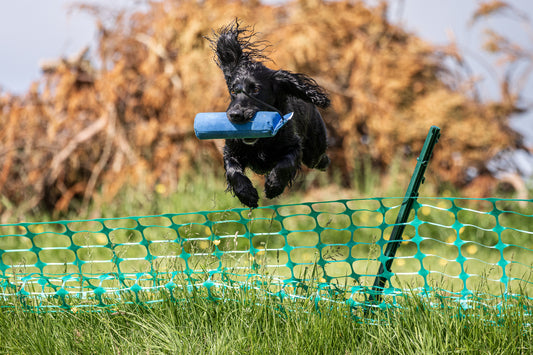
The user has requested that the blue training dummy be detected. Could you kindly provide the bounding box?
[194,111,293,140]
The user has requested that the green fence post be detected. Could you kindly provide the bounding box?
[370,125,441,302]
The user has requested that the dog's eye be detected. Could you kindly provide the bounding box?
[251,86,260,94]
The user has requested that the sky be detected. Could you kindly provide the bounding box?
[391,0,533,148]
[0,0,532,146]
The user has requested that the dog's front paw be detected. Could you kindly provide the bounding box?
[234,185,259,208]
[264,172,287,199]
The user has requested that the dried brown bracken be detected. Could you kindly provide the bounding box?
[0,0,527,220]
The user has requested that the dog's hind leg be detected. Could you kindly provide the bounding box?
[301,110,330,171]
[302,134,330,171]
[313,153,330,171]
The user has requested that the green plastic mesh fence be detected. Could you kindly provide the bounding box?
[0,197,531,313]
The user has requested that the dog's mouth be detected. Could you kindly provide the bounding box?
[242,138,259,145]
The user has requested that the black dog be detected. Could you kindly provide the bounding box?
[208,21,330,208]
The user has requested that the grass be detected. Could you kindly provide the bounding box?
[0,281,531,354]
[1,170,532,353]
[4,195,530,301]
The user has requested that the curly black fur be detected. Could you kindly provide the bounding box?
[208,20,331,208]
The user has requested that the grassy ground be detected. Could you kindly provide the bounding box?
[1,171,532,354]
[19,160,413,222]
[0,285,531,354]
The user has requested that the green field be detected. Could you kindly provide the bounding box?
[0,282,531,354]
[1,172,532,353]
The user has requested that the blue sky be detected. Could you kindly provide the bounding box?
[0,0,531,144]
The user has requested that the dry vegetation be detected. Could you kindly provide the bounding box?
[0,0,529,219]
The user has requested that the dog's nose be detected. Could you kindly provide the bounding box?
[227,111,245,123]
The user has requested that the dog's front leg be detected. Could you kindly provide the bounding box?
[264,150,301,199]
[224,155,259,208]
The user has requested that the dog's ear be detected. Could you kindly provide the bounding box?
[273,70,330,109]
[208,20,269,79]
[211,23,244,77]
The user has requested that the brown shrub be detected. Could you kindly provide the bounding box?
[0,0,524,219]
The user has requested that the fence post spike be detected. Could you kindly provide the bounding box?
[369,125,441,303]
